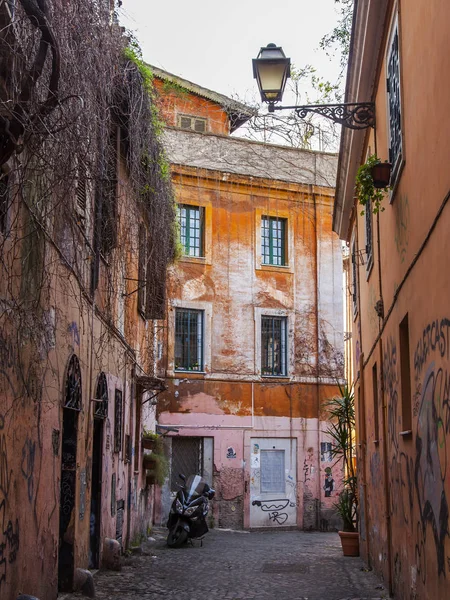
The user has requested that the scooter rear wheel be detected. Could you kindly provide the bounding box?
[167,525,188,548]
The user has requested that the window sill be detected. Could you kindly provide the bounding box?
[180,255,207,264]
[261,375,290,380]
[174,370,206,377]
[258,263,293,274]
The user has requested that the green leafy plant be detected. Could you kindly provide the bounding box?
[145,451,169,486]
[355,154,390,215]
[323,382,358,532]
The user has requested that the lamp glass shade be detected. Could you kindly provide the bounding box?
[253,44,291,104]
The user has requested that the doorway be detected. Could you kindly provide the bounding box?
[89,417,103,568]
[58,355,82,591]
[89,372,108,568]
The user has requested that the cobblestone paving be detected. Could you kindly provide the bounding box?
[63,528,391,600]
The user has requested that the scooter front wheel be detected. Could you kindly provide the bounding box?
[167,525,188,548]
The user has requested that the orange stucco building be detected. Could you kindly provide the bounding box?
[334,1,450,599]
[152,68,345,531]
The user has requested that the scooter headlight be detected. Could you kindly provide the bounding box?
[175,499,183,514]
[184,506,198,517]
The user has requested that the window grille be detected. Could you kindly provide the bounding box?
[260,450,285,494]
[175,308,203,371]
[170,437,203,491]
[0,174,9,235]
[94,372,108,419]
[64,354,82,411]
[262,216,286,266]
[178,115,207,133]
[261,316,287,376]
[178,204,204,257]
[387,23,403,182]
[114,389,123,453]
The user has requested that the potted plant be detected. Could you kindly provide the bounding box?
[144,451,169,487]
[141,428,159,450]
[355,154,391,215]
[324,383,359,556]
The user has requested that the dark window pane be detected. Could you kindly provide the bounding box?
[261,316,287,376]
[175,309,203,371]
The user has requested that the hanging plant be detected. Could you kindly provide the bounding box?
[355,154,392,215]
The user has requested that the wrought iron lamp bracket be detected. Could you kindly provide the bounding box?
[270,102,375,130]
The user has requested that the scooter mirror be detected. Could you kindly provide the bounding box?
[179,473,186,481]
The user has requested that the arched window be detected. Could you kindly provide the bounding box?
[94,372,108,418]
[64,354,82,410]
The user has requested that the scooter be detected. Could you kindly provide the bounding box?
[167,473,215,548]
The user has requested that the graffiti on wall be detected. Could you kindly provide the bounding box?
[383,320,450,582]
[21,437,36,503]
[323,468,334,497]
[252,498,296,526]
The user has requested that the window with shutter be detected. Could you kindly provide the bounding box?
[178,114,207,133]
[179,116,192,130]
[75,163,87,228]
[194,119,206,133]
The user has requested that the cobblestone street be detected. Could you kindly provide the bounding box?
[63,528,390,600]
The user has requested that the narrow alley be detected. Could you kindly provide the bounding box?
[62,528,390,600]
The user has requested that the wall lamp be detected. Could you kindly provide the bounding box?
[252,43,375,130]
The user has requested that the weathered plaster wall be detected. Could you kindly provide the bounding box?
[157,132,343,530]
[345,2,450,599]
[0,152,161,599]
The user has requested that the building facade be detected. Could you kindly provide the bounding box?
[153,69,345,531]
[333,1,450,599]
[0,2,174,598]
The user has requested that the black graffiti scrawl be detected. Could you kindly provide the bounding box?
[415,362,450,577]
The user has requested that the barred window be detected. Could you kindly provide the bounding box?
[261,316,287,376]
[179,204,204,257]
[175,308,203,371]
[387,21,403,182]
[262,217,286,266]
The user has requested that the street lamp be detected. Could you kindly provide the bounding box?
[253,43,375,130]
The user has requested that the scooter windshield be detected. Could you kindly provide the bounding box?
[184,475,209,502]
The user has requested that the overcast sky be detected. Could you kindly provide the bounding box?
[119,0,342,105]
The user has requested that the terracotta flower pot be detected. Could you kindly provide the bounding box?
[143,454,156,470]
[338,531,360,556]
[142,438,156,450]
[371,162,392,188]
